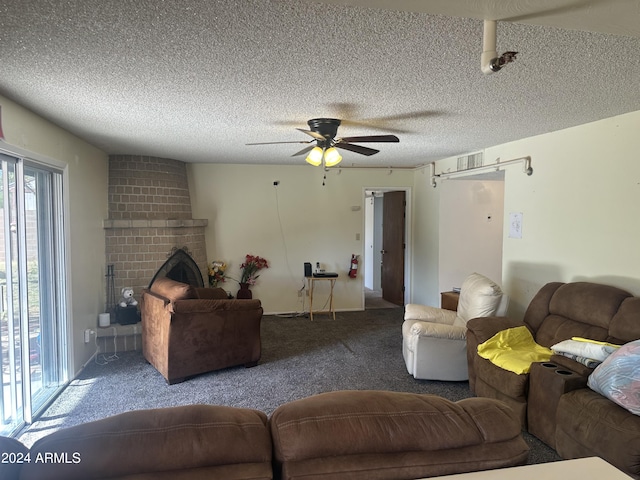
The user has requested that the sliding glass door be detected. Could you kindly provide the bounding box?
[0,152,68,436]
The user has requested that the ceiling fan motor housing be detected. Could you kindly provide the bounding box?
[247,117,398,158]
[308,118,341,140]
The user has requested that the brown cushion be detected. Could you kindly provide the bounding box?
[474,356,529,399]
[0,436,29,480]
[150,277,197,302]
[609,297,640,343]
[547,282,630,330]
[556,389,640,478]
[195,287,229,300]
[270,390,528,480]
[21,405,272,480]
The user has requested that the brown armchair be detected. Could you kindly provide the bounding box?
[140,277,263,384]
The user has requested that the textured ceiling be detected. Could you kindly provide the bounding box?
[1,0,639,167]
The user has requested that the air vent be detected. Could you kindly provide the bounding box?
[457,152,484,171]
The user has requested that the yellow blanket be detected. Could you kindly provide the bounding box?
[477,326,553,374]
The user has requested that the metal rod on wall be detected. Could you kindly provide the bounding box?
[431,155,532,187]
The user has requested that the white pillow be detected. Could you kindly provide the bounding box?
[457,273,503,322]
[552,339,619,362]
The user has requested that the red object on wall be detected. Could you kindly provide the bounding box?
[348,254,359,278]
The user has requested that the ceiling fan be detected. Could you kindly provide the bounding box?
[246,118,399,167]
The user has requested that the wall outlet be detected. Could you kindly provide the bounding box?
[84,329,95,343]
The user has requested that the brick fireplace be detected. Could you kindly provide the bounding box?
[103,155,208,306]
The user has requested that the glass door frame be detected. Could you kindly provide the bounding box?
[0,142,70,436]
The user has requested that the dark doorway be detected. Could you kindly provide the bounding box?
[381,191,406,306]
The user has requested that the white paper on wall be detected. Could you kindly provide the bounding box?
[509,212,523,239]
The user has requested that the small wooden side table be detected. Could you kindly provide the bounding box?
[306,276,337,320]
[440,291,460,311]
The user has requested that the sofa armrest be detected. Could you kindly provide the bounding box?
[466,316,525,344]
[404,304,457,325]
[141,289,171,307]
[410,321,467,341]
[527,361,589,448]
[465,316,526,392]
[549,354,594,378]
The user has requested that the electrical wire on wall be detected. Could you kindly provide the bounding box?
[95,327,120,365]
[273,181,307,317]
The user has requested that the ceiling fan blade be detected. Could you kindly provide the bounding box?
[246,140,313,145]
[339,135,399,143]
[291,145,315,157]
[296,128,325,140]
[340,110,444,134]
[335,143,380,156]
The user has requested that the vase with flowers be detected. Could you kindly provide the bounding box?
[208,260,227,287]
[236,254,269,299]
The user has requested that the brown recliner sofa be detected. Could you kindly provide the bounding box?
[466,281,640,478]
[2,404,273,480]
[2,391,528,480]
[270,390,528,480]
[141,277,263,384]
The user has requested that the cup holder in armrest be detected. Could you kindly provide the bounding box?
[539,362,577,377]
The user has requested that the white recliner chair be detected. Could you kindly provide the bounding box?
[402,272,508,381]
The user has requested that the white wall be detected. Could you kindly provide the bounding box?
[364,193,374,289]
[363,192,390,292]
[187,164,413,314]
[410,168,440,307]
[0,95,109,375]
[416,109,640,318]
[372,195,384,291]
[439,178,505,292]
[493,110,640,318]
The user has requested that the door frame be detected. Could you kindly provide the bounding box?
[0,142,71,436]
[362,186,412,307]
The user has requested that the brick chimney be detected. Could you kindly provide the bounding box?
[103,155,208,305]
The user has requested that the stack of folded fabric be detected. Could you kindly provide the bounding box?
[551,337,621,368]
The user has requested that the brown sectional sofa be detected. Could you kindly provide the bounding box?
[270,390,528,480]
[466,281,640,479]
[4,404,273,480]
[1,391,529,480]
[556,387,640,480]
[140,277,263,384]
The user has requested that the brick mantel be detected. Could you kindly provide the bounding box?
[103,219,208,229]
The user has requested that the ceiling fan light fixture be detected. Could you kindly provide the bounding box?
[323,147,342,167]
[305,146,324,166]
